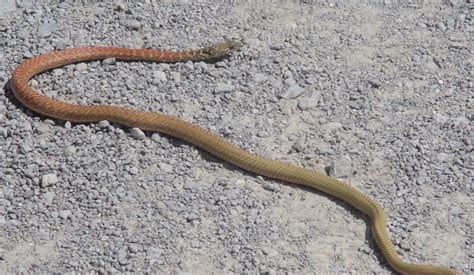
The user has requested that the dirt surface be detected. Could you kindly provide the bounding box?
[0,1,472,274]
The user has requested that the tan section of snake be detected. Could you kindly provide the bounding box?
[11,41,459,274]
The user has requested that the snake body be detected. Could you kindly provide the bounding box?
[11,42,458,274]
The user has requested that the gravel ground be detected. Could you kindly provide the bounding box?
[0,1,472,274]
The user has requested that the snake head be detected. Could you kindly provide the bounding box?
[202,40,241,59]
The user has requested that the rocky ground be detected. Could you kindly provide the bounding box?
[0,0,472,274]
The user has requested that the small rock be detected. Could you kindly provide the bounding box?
[292,138,306,152]
[269,44,283,51]
[284,78,296,86]
[117,248,128,265]
[436,22,446,31]
[58,210,72,220]
[98,120,110,128]
[214,83,235,94]
[52,68,64,76]
[186,214,199,222]
[146,247,162,259]
[262,183,279,192]
[253,73,267,83]
[43,192,55,206]
[297,91,321,110]
[21,50,33,59]
[64,146,76,156]
[279,84,305,99]
[41,174,58,187]
[115,3,128,11]
[129,167,139,175]
[153,71,167,82]
[393,197,405,205]
[55,40,67,50]
[128,244,140,253]
[368,79,381,88]
[37,22,56,38]
[75,63,87,73]
[125,20,141,31]
[170,72,181,83]
[23,189,34,199]
[159,163,173,173]
[436,153,449,162]
[130,127,145,140]
[257,131,270,138]
[183,182,195,190]
[102,58,116,65]
[329,156,352,178]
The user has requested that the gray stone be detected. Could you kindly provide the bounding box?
[292,138,306,152]
[214,83,235,94]
[279,84,305,99]
[43,192,55,206]
[129,167,139,175]
[297,91,321,110]
[98,120,110,128]
[125,20,141,30]
[146,247,162,259]
[117,248,128,265]
[329,156,352,178]
[159,163,173,173]
[53,68,64,76]
[253,73,267,83]
[75,63,87,73]
[37,22,56,38]
[102,58,116,65]
[130,127,145,140]
[41,174,59,187]
[59,210,72,220]
[153,71,167,82]
[436,22,446,31]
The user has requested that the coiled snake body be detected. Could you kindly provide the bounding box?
[11,41,458,274]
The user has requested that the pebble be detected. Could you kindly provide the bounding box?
[53,68,64,76]
[75,63,88,73]
[253,73,267,83]
[291,138,306,152]
[279,84,305,99]
[98,120,110,128]
[436,152,449,162]
[22,51,33,59]
[129,167,139,175]
[59,210,72,220]
[43,192,55,206]
[159,163,173,173]
[146,247,162,259]
[153,71,167,82]
[214,83,235,94]
[37,22,56,38]
[130,127,145,140]
[329,156,352,178]
[41,174,59,187]
[436,22,447,31]
[102,58,116,65]
[116,248,128,265]
[125,20,141,30]
[297,91,321,110]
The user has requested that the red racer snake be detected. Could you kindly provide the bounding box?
[10,41,459,274]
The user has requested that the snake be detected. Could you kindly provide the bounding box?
[10,41,459,275]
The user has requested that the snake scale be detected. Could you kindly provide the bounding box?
[11,41,459,274]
